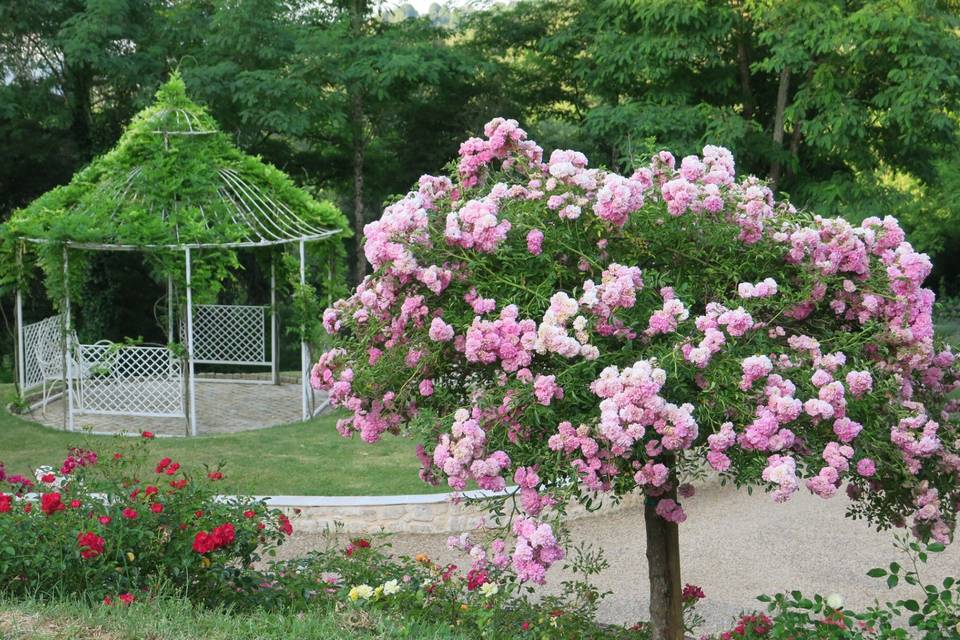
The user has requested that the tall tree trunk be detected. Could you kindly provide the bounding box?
[348,0,367,284]
[786,122,803,180]
[769,66,791,190]
[786,68,814,181]
[351,91,366,284]
[645,485,684,640]
[737,35,755,120]
[67,62,93,158]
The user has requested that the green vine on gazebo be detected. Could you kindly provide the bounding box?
[0,72,349,311]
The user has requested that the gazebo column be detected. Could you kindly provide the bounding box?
[63,245,76,432]
[299,240,309,420]
[14,242,25,397]
[271,254,279,385]
[184,247,198,435]
[167,273,175,342]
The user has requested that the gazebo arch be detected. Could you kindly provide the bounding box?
[3,74,348,436]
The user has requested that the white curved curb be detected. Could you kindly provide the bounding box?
[257,489,643,534]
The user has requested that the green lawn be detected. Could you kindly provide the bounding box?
[0,598,468,640]
[0,385,442,496]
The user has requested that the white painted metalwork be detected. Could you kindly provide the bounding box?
[299,240,309,421]
[21,315,60,393]
[182,304,269,365]
[271,257,279,385]
[76,343,184,418]
[64,246,75,431]
[185,247,198,435]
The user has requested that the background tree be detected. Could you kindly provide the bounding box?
[463,0,960,293]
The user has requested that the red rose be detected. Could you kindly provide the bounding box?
[145,486,158,496]
[118,593,135,605]
[212,523,235,547]
[113,453,122,460]
[69,499,82,508]
[207,471,223,480]
[169,479,187,490]
[682,583,706,602]
[355,538,370,549]
[122,507,138,519]
[520,621,530,631]
[193,531,215,554]
[243,510,255,518]
[41,473,56,483]
[103,596,113,606]
[98,516,112,525]
[466,568,488,591]
[154,457,171,473]
[194,510,204,518]
[150,503,163,514]
[41,492,65,516]
[129,488,141,500]
[0,494,11,513]
[164,463,180,476]
[142,431,154,439]
[77,531,105,559]
[278,514,293,536]
[23,503,31,513]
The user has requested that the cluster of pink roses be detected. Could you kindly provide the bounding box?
[313,116,959,581]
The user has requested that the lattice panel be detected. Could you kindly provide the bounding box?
[183,304,268,365]
[22,315,62,391]
[77,344,184,417]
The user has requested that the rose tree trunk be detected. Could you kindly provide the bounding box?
[644,487,684,640]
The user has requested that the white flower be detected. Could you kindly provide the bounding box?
[382,579,400,596]
[826,593,844,609]
[478,582,499,598]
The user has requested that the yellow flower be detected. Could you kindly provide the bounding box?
[348,584,374,601]
[200,557,211,568]
[460,603,469,611]
[126,552,135,562]
[415,553,430,564]
[478,582,499,598]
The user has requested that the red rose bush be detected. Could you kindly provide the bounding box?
[0,435,291,604]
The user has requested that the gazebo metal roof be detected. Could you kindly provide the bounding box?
[6,74,347,251]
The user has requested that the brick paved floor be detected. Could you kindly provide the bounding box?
[22,379,324,436]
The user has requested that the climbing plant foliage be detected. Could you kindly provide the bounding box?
[0,73,348,310]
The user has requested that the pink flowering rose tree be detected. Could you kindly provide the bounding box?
[312,118,960,640]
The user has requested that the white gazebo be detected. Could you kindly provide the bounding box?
[5,75,347,436]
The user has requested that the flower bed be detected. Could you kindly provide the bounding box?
[2,438,959,639]
[0,434,291,606]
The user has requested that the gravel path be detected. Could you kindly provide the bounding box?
[278,482,960,634]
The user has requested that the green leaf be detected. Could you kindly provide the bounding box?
[901,599,920,612]
[887,575,899,588]
[867,568,887,578]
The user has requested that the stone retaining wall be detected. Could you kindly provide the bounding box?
[262,489,643,534]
